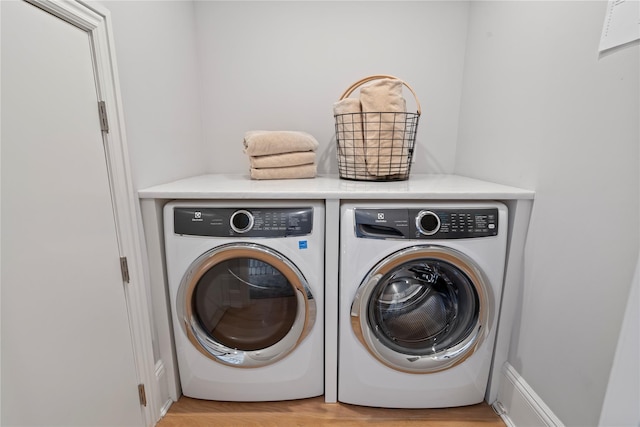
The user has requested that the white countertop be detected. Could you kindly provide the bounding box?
[138,174,534,200]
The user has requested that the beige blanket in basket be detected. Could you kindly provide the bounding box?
[332,98,369,180]
[250,163,317,180]
[244,131,319,156]
[360,78,408,177]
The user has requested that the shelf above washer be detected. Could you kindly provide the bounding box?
[138,174,535,201]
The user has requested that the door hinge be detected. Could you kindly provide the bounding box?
[120,257,130,283]
[98,101,109,133]
[138,384,147,407]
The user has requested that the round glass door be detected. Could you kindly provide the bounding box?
[351,245,492,373]
[177,243,315,367]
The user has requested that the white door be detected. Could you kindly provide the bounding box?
[1,1,144,425]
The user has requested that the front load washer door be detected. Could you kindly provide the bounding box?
[351,245,492,373]
[177,242,316,368]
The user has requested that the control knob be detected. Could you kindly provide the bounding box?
[416,210,440,236]
[230,209,254,233]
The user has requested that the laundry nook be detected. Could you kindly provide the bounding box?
[2,1,637,427]
[137,174,533,413]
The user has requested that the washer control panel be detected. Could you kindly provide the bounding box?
[354,208,498,239]
[174,207,313,237]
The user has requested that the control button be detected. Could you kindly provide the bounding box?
[416,210,441,236]
[230,210,254,233]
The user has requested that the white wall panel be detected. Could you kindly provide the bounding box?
[599,255,640,427]
[456,2,639,425]
[107,0,207,190]
[194,1,470,175]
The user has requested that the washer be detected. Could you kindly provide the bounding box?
[338,201,508,408]
[164,200,324,401]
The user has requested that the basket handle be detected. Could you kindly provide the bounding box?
[338,74,421,115]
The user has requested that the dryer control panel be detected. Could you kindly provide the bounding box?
[174,207,313,237]
[354,208,498,240]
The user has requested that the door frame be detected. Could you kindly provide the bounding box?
[25,0,159,424]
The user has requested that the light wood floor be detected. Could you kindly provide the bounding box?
[157,396,506,427]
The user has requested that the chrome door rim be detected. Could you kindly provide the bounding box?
[177,242,316,368]
[350,245,492,373]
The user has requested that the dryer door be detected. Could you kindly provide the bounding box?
[177,243,315,367]
[351,245,491,373]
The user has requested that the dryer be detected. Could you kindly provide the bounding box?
[338,201,507,408]
[164,200,324,401]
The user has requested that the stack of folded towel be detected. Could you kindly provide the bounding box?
[243,131,318,180]
[333,78,408,179]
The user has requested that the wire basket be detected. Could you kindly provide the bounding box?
[334,75,421,181]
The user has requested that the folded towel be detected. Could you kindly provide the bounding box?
[249,151,316,169]
[359,78,408,177]
[333,98,368,180]
[244,131,319,156]
[250,163,317,180]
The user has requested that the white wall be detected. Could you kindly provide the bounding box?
[106,0,207,190]
[456,2,639,426]
[194,1,470,175]
[599,254,639,427]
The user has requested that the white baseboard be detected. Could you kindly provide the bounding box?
[493,363,564,427]
[154,360,175,418]
[159,398,173,418]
